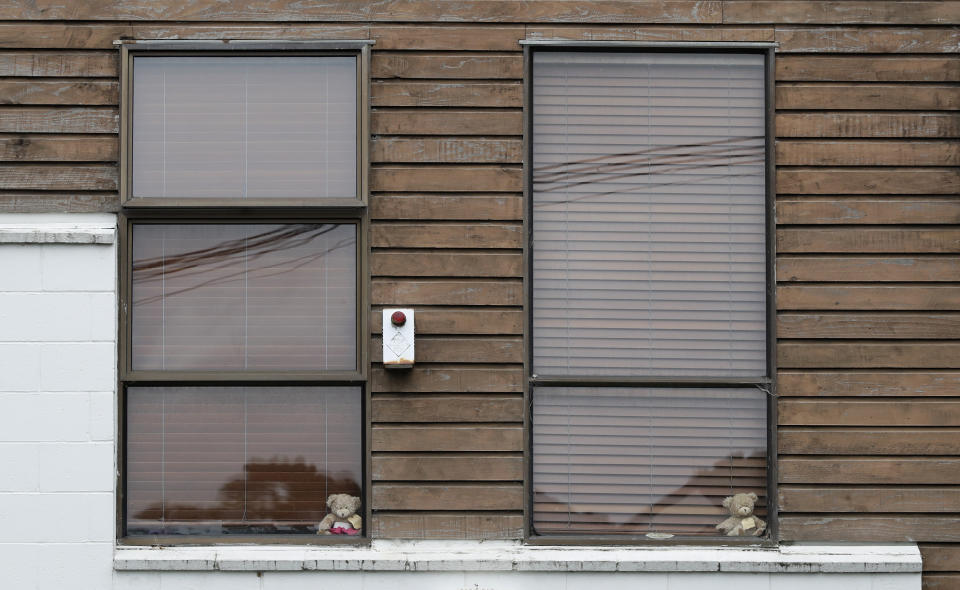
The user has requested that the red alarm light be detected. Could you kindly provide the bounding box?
[391,311,407,326]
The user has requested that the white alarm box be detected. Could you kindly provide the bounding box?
[383,308,414,369]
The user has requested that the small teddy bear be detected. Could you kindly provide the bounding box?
[716,492,766,537]
[317,493,362,535]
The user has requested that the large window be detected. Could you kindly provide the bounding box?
[529,48,773,538]
[118,42,369,541]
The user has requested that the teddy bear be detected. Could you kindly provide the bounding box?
[716,492,766,537]
[317,493,362,535]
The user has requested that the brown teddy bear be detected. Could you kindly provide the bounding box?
[716,492,766,537]
[317,493,362,535]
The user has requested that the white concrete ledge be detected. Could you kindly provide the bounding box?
[0,214,116,244]
[114,541,921,574]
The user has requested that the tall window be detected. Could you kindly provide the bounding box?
[529,49,772,538]
[118,42,369,540]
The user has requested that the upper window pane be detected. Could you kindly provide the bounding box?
[532,52,767,378]
[131,223,357,371]
[132,56,357,200]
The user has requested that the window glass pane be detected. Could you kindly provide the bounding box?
[132,56,357,199]
[131,223,357,371]
[532,386,767,536]
[532,52,766,377]
[126,386,361,536]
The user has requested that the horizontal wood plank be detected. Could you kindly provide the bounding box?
[925,573,960,590]
[780,516,960,543]
[0,2,721,23]
[776,197,960,225]
[919,545,960,572]
[372,279,522,306]
[778,286,960,310]
[0,107,117,133]
[372,309,522,334]
[726,2,960,25]
[373,455,521,482]
[372,366,523,393]
[778,228,960,253]
[0,23,370,49]
[372,252,521,277]
[777,168,960,195]
[372,395,522,422]
[778,312,960,338]
[0,51,117,77]
[776,56,960,82]
[371,110,522,135]
[776,140,960,166]
[777,257,960,283]
[779,342,960,369]
[777,84,960,111]
[371,138,522,164]
[371,222,521,248]
[780,486,960,513]
[371,166,522,192]
[370,513,522,540]
[372,26,523,50]
[776,27,960,54]
[0,79,117,106]
[371,81,521,107]
[371,195,522,221]
[776,113,960,138]
[781,458,960,485]
[0,135,116,162]
[0,191,117,212]
[372,336,522,363]
[372,425,522,451]
[779,429,960,455]
[372,53,522,79]
[0,164,116,190]
[780,400,960,426]
[373,483,522,510]
[778,371,960,397]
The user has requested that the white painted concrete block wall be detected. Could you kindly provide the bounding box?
[0,214,117,589]
[0,214,920,590]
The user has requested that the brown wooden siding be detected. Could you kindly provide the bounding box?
[0,1,957,584]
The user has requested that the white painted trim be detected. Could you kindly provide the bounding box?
[0,213,116,244]
[114,541,921,573]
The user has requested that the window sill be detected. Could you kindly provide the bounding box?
[114,540,921,573]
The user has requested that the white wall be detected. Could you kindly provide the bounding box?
[0,214,118,589]
[0,213,920,590]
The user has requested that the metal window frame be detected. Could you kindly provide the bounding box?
[116,41,372,546]
[522,43,778,546]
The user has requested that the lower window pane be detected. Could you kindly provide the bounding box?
[126,386,361,536]
[533,386,767,536]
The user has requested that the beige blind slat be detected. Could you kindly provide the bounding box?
[532,51,766,379]
[132,56,357,200]
[126,386,361,536]
[131,223,357,371]
[532,386,767,536]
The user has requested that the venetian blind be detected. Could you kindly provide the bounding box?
[132,56,357,199]
[131,223,357,371]
[531,51,769,537]
[533,386,766,535]
[532,51,767,377]
[126,386,361,535]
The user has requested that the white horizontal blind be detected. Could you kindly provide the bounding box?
[532,52,767,377]
[132,56,357,199]
[131,223,357,371]
[533,386,767,535]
